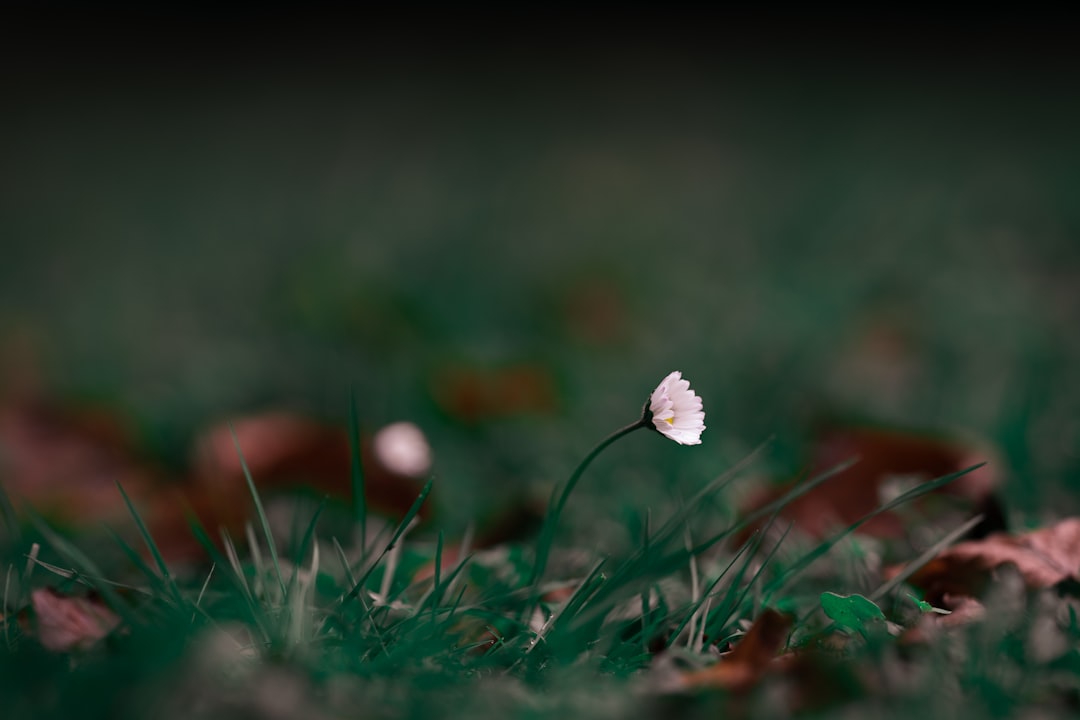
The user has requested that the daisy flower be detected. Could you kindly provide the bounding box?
[648,370,705,445]
[531,369,706,584]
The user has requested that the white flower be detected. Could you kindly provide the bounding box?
[648,371,705,445]
[373,421,433,477]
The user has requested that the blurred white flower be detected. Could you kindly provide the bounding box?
[373,421,432,477]
[648,371,705,445]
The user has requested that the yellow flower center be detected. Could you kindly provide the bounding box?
[664,416,675,425]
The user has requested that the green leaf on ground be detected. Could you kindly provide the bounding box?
[820,592,886,637]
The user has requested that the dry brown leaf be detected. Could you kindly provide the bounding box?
[906,517,1080,602]
[738,424,999,541]
[30,588,121,652]
[681,609,794,692]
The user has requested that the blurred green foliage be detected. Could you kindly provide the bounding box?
[3,40,1079,529]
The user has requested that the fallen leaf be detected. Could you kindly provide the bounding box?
[681,609,794,692]
[30,587,121,652]
[738,424,1000,541]
[906,517,1080,602]
[937,595,987,628]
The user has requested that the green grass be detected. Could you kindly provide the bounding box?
[5,422,1077,719]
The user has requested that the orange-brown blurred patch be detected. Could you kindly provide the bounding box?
[431,364,559,424]
[561,277,627,346]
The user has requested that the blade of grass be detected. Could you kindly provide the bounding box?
[290,498,326,588]
[684,527,700,650]
[21,542,39,607]
[223,529,255,603]
[348,388,367,555]
[528,482,563,588]
[522,558,608,660]
[26,512,139,627]
[433,558,472,614]
[694,597,712,653]
[870,513,985,603]
[572,452,795,635]
[288,541,320,649]
[706,522,793,640]
[0,482,21,543]
[431,531,444,621]
[441,523,474,603]
[245,523,268,600]
[228,422,287,600]
[765,463,985,600]
[3,564,12,648]
[200,526,272,646]
[192,563,215,624]
[689,458,858,557]
[331,536,358,596]
[572,485,787,635]
[339,476,434,606]
[527,440,771,621]
[114,480,182,603]
[329,536,390,654]
[668,533,756,645]
[634,439,774,564]
[377,517,413,603]
[439,582,469,629]
[104,526,176,601]
[24,555,151,594]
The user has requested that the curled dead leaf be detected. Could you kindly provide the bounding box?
[30,587,121,652]
[905,517,1080,602]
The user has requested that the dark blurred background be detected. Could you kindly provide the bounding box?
[2,10,1078,534]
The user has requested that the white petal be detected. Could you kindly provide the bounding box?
[648,371,705,445]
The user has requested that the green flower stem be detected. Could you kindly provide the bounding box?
[530,403,652,585]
